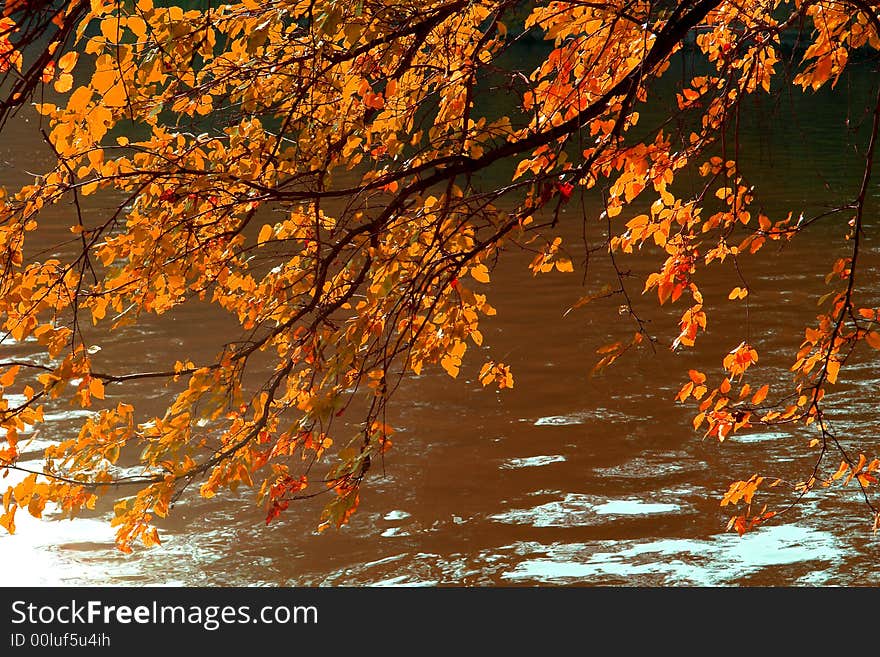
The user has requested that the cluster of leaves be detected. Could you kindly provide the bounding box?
[0,0,878,550]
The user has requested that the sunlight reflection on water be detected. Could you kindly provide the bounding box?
[501,525,841,585]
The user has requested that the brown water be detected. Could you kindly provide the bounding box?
[2,57,880,586]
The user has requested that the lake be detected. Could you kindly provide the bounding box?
[1,47,879,586]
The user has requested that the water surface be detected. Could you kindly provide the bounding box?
[2,56,879,586]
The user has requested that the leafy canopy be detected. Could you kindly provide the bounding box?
[0,0,879,550]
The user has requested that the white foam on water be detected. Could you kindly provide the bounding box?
[383,509,412,521]
[500,455,566,469]
[593,500,680,515]
[501,524,840,585]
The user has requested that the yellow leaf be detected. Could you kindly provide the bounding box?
[54,73,73,93]
[100,82,127,107]
[555,258,574,273]
[28,495,46,519]
[91,69,117,94]
[479,362,493,385]
[142,527,161,547]
[127,16,147,38]
[826,359,840,384]
[0,365,19,387]
[68,86,93,112]
[0,506,16,534]
[831,460,848,481]
[513,159,531,180]
[440,355,460,378]
[100,17,120,42]
[471,264,490,284]
[58,52,78,73]
[865,332,880,350]
[89,378,105,399]
[258,224,273,245]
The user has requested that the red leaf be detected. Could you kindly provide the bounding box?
[557,182,574,202]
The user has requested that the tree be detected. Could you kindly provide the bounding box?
[0,0,878,552]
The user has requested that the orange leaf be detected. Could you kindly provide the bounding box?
[751,384,769,405]
[688,369,706,384]
[555,258,574,273]
[54,73,73,93]
[0,365,19,387]
[826,359,840,384]
[728,287,748,300]
[471,264,490,283]
[89,378,105,400]
[57,51,77,73]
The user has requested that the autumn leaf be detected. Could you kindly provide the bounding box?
[826,359,840,384]
[470,264,490,284]
[258,224,273,245]
[751,384,769,405]
[89,378,105,400]
[0,365,19,387]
